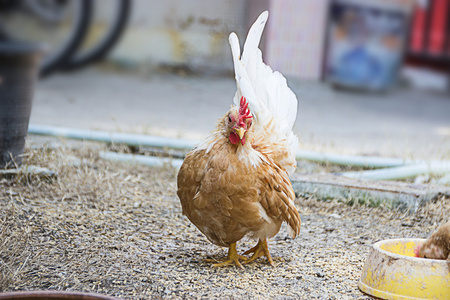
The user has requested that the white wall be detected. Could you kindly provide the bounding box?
[108,0,248,73]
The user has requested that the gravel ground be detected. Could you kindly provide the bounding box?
[1,140,448,299]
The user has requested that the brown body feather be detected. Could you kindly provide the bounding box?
[177,113,301,248]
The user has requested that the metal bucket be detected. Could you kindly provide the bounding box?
[0,42,45,168]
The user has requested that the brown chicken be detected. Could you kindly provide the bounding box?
[177,11,301,268]
[415,221,450,260]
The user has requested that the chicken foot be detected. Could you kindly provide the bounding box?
[208,242,248,269]
[243,239,274,266]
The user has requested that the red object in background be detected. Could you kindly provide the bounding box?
[409,0,450,55]
[429,0,449,54]
[410,2,427,53]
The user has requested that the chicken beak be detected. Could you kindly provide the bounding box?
[234,127,246,140]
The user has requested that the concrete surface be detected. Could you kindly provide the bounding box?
[30,68,450,160]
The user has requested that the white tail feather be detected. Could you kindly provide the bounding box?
[229,33,263,120]
[229,11,299,173]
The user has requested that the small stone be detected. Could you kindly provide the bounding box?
[316,271,325,278]
[329,213,341,219]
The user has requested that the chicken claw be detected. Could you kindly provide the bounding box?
[209,243,247,269]
[243,239,274,266]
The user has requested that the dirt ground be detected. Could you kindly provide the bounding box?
[1,139,449,299]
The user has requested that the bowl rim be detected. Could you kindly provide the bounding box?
[0,290,120,300]
[373,238,445,263]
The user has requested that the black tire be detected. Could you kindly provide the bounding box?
[39,0,93,77]
[61,0,131,71]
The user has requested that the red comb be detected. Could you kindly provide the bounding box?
[238,97,252,127]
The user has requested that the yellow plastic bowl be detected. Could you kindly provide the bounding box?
[359,238,450,300]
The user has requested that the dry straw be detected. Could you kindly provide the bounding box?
[1,140,448,299]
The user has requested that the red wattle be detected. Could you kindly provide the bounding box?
[229,132,239,144]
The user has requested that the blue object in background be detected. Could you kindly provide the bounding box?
[324,0,410,91]
[334,46,382,88]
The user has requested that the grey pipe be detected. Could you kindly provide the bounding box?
[341,161,450,180]
[28,124,450,172]
[28,124,198,150]
[295,150,410,168]
[99,151,183,169]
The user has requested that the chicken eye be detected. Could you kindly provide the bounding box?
[228,116,232,122]
[248,121,252,128]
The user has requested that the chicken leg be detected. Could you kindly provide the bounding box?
[211,242,247,269]
[243,239,274,266]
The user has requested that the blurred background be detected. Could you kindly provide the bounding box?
[1,0,449,159]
